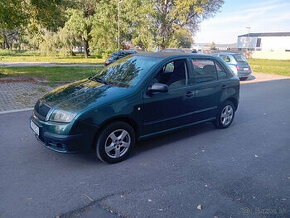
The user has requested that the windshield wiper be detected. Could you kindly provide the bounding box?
[89,77,108,85]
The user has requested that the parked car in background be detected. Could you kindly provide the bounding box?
[160,48,185,53]
[214,52,252,80]
[104,50,137,66]
[31,52,240,163]
[161,48,201,54]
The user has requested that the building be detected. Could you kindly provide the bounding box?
[237,32,290,51]
[192,43,237,52]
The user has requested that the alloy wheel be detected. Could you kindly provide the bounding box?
[221,105,234,126]
[104,129,131,158]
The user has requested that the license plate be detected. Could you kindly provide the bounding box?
[30,120,39,136]
[244,67,249,71]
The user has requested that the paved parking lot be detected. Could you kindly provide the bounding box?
[0,80,52,112]
[0,77,289,218]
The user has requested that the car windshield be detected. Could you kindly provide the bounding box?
[233,54,247,62]
[92,55,159,87]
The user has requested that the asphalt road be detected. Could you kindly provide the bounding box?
[0,78,290,218]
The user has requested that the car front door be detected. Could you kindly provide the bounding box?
[141,58,194,136]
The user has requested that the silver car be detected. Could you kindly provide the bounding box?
[214,53,252,80]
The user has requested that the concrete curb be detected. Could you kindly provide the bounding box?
[0,108,33,115]
[1,62,104,67]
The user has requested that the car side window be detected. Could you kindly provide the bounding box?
[190,59,217,84]
[215,62,227,79]
[153,59,187,89]
[220,55,230,62]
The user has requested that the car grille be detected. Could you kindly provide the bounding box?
[34,100,51,121]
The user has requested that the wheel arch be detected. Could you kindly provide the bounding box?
[225,97,238,111]
[92,116,139,149]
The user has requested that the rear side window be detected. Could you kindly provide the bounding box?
[190,59,217,84]
[215,62,227,79]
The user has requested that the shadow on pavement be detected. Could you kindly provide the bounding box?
[134,122,216,155]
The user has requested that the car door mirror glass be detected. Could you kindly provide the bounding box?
[147,83,168,95]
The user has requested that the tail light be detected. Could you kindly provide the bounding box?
[236,65,240,71]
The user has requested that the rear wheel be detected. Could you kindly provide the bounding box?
[96,121,135,163]
[215,101,235,129]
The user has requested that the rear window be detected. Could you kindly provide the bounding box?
[233,54,247,62]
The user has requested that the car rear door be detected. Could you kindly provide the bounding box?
[184,58,223,121]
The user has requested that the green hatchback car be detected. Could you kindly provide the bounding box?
[30,53,240,163]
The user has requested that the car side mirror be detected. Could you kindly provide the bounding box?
[147,83,168,95]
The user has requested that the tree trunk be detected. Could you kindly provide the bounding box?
[18,41,21,51]
[2,31,10,50]
[70,49,76,56]
[159,0,168,49]
[82,37,90,58]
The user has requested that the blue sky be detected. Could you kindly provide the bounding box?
[194,0,290,44]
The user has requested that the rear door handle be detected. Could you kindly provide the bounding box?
[186,91,194,97]
[222,85,228,89]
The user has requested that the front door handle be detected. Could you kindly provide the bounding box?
[222,85,228,89]
[186,91,194,97]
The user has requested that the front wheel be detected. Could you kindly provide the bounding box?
[96,121,135,163]
[215,101,235,129]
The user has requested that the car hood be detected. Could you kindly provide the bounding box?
[41,79,131,111]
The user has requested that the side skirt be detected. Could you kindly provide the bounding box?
[138,117,216,140]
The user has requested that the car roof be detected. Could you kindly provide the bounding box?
[134,52,211,60]
[215,52,242,56]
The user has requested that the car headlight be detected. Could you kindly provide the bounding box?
[49,110,77,123]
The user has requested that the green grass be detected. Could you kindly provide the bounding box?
[248,59,290,76]
[0,50,104,64]
[0,66,104,86]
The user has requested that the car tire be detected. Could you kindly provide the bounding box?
[215,101,235,129]
[96,121,135,163]
[240,77,248,81]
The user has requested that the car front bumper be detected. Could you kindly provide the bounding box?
[30,116,97,153]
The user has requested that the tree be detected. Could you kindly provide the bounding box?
[168,28,193,48]
[29,0,70,31]
[64,8,92,58]
[122,0,155,50]
[69,0,99,58]
[90,0,118,56]
[0,0,28,49]
[151,0,223,49]
[91,0,154,56]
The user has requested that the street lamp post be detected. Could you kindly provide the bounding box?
[246,26,251,50]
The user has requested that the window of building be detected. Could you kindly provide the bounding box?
[256,38,261,47]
